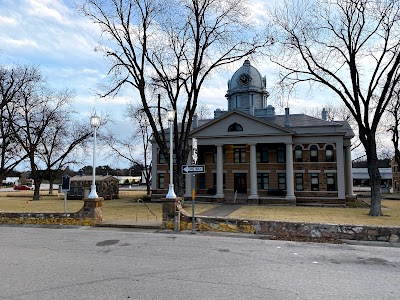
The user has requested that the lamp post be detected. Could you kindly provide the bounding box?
[165,109,176,199]
[88,113,100,199]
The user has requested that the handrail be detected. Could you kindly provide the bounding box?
[136,199,157,221]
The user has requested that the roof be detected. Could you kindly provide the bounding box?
[190,109,295,136]
[352,168,392,180]
[191,111,354,137]
[153,109,355,141]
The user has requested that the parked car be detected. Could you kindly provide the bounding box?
[13,185,33,190]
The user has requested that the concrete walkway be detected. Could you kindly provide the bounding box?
[198,204,243,217]
[97,220,162,229]
[98,204,243,228]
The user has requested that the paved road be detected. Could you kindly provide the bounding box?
[0,226,399,300]
[0,184,59,192]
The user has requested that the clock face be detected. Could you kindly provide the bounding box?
[239,74,249,85]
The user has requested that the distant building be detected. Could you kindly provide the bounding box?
[352,168,392,187]
[115,176,141,184]
[68,175,119,200]
[2,177,19,185]
[151,60,355,205]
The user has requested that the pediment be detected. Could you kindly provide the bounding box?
[191,111,292,138]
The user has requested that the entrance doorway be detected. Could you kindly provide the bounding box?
[234,173,247,194]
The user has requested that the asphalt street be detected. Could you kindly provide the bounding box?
[0,225,399,300]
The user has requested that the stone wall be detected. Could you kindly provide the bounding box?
[174,204,400,243]
[0,212,95,226]
[0,198,103,226]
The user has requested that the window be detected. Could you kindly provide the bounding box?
[278,173,286,190]
[257,145,269,163]
[257,173,269,190]
[159,151,166,164]
[228,122,243,132]
[234,145,246,163]
[326,145,334,162]
[294,145,303,162]
[311,173,319,191]
[310,145,318,162]
[198,174,206,189]
[277,146,285,163]
[327,173,336,191]
[158,173,165,189]
[295,173,304,191]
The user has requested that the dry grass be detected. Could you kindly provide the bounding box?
[0,190,216,222]
[1,189,400,226]
[0,192,83,213]
[228,199,400,227]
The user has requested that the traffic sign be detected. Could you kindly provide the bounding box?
[192,138,198,164]
[182,165,205,174]
[61,175,70,192]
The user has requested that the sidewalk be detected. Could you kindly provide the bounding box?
[198,204,243,217]
[97,220,162,229]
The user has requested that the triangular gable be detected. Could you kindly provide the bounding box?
[191,110,293,138]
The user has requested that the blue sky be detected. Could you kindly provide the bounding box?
[0,0,345,168]
[0,0,315,116]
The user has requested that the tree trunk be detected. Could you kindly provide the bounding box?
[48,179,54,195]
[32,179,42,201]
[366,140,383,216]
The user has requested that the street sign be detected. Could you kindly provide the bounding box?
[192,138,198,164]
[182,165,205,174]
[61,175,70,192]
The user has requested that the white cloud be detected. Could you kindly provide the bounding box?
[0,15,18,26]
[24,0,69,24]
[0,36,38,48]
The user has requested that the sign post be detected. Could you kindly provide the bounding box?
[184,138,202,234]
[61,175,70,213]
[191,138,197,234]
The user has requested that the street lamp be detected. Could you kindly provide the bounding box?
[88,113,100,199]
[165,109,176,199]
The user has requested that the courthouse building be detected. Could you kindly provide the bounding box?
[151,60,355,205]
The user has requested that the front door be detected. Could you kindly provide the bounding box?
[234,173,247,194]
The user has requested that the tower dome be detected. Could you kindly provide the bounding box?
[225,60,269,114]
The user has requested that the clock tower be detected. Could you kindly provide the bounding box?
[225,60,270,116]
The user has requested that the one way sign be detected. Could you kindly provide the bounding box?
[182,165,205,174]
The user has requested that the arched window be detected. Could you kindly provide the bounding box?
[326,145,334,162]
[294,145,303,162]
[228,122,243,132]
[310,145,318,162]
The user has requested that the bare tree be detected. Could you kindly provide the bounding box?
[0,65,40,182]
[38,117,92,194]
[197,103,212,120]
[269,0,400,216]
[79,0,267,196]
[8,78,76,200]
[387,88,400,167]
[103,102,153,194]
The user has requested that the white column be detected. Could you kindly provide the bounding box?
[285,143,296,200]
[344,145,355,197]
[215,144,224,199]
[151,145,158,190]
[336,140,345,199]
[248,144,258,200]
